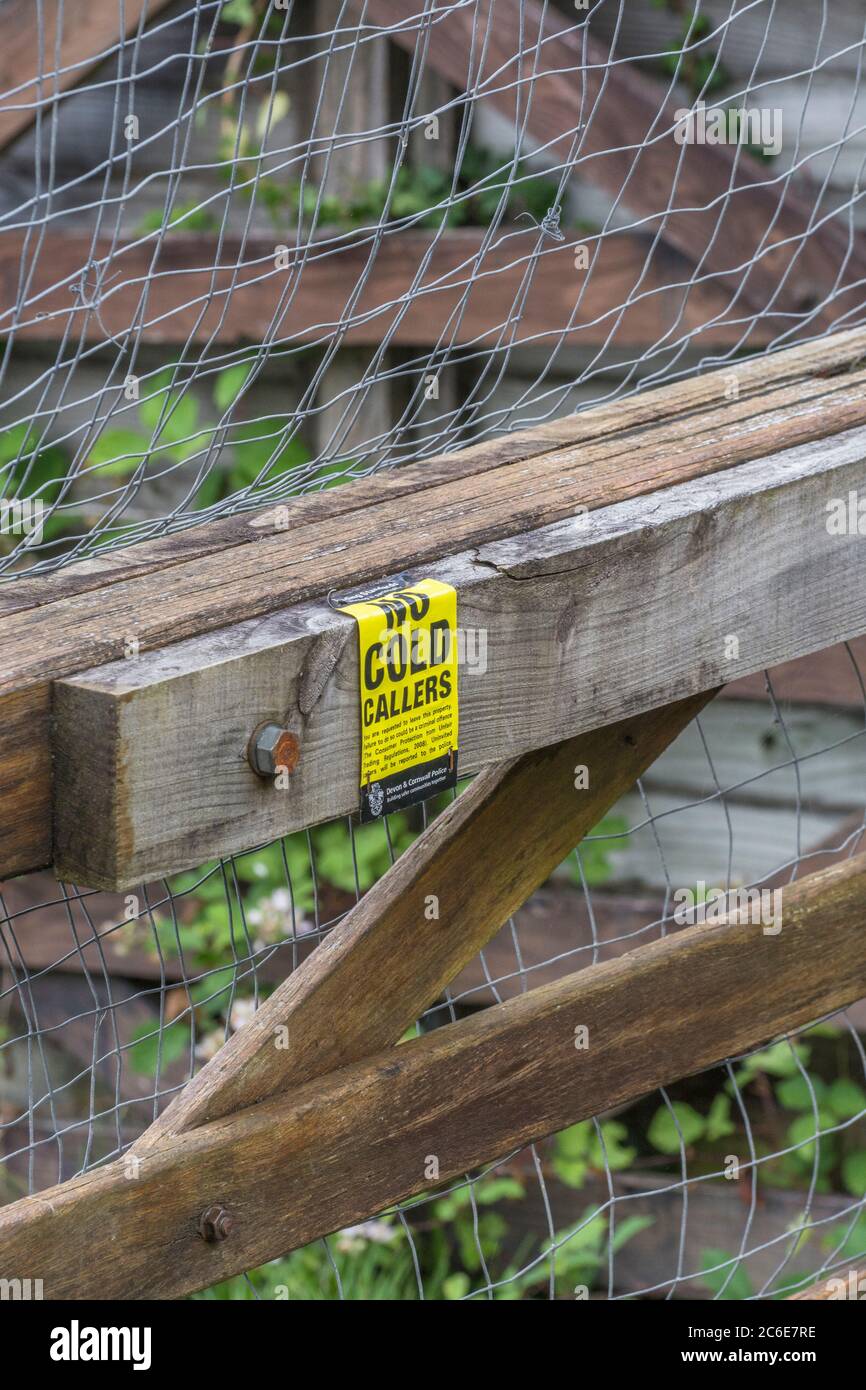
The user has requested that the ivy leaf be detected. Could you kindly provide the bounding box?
[647,1101,705,1154]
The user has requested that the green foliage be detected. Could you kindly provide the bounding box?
[137,200,219,234]
[83,359,312,508]
[129,1019,189,1076]
[699,1249,753,1300]
[647,1094,735,1156]
[553,1119,636,1188]
[193,1179,650,1300]
[659,9,729,97]
[0,424,75,553]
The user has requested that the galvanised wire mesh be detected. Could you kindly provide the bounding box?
[2,648,866,1299]
[1,0,866,1299]
[1,0,865,574]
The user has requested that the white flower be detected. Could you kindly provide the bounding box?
[195,1031,223,1063]
[229,998,257,1032]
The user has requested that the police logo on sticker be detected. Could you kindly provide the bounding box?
[338,578,459,820]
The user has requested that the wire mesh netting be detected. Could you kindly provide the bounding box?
[2,648,866,1298]
[1,0,866,575]
[1,0,866,1300]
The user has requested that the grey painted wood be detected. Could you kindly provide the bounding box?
[53,422,866,888]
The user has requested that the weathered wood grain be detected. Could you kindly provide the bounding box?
[53,420,866,887]
[133,691,711,1148]
[3,321,863,618]
[0,0,176,152]
[1,850,865,1299]
[0,326,864,880]
[0,226,756,347]
[359,0,866,323]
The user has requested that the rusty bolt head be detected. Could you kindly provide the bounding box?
[199,1203,234,1243]
[248,722,300,778]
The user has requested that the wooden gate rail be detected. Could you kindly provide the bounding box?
[54,351,866,887]
[1,848,864,1299]
[0,323,863,885]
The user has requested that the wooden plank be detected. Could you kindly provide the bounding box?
[360,0,866,324]
[0,227,752,348]
[133,692,711,1148]
[52,419,866,887]
[3,321,863,618]
[0,0,176,152]
[1,850,865,1299]
[0,325,864,880]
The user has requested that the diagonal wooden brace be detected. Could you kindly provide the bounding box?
[3,843,866,1298]
[134,690,715,1152]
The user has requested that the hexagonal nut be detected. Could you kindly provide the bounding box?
[248,723,301,778]
[199,1203,234,1243]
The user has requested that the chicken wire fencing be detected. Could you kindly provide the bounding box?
[2,644,866,1299]
[1,0,866,1301]
[1,0,866,575]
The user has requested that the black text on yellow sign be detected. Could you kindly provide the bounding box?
[338,578,459,820]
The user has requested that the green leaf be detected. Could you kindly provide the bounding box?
[827,1078,866,1122]
[700,1249,753,1300]
[842,1151,866,1198]
[647,1101,705,1154]
[610,1214,654,1253]
[776,1074,828,1112]
[221,0,256,24]
[87,428,149,476]
[139,371,199,447]
[169,430,214,465]
[129,1020,188,1077]
[214,361,254,412]
[555,1121,591,1160]
[442,1272,470,1300]
[705,1091,736,1142]
[786,1110,836,1168]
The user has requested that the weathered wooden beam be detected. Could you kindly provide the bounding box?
[0,0,175,153]
[1,850,864,1300]
[361,0,866,325]
[134,691,712,1148]
[3,323,862,619]
[0,227,753,347]
[2,325,866,882]
[53,416,866,888]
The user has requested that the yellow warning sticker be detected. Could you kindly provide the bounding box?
[338,577,459,820]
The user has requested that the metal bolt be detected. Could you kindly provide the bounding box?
[248,722,300,778]
[199,1203,234,1243]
